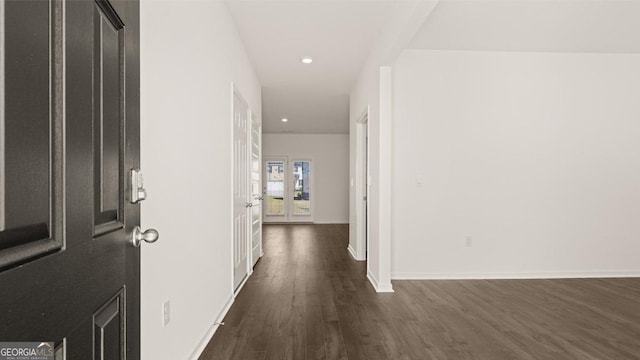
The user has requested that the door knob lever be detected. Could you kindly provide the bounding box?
[132,226,159,247]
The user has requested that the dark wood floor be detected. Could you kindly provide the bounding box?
[199,224,640,360]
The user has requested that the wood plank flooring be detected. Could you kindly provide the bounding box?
[199,224,640,360]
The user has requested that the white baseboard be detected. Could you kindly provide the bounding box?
[188,294,235,360]
[367,270,394,293]
[391,270,640,280]
[233,274,250,297]
[347,245,363,261]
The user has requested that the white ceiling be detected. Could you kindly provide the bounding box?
[227,0,400,134]
[228,0,640,134]
[409,0,640,53]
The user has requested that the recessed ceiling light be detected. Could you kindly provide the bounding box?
[281,118,288,122]
[300,57,313,64]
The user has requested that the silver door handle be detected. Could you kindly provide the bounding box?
[245,202,253,208]
[132,226,159,247]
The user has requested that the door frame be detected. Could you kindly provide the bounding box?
[354,108,369,261]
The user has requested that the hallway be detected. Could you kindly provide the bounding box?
[199,224,640,360]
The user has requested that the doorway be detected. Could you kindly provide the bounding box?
[354,111,369,260]
[263,157,313,223]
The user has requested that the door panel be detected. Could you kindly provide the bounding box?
[93,290,125,359]
[291,160,311,217]
[93,0,125,235]
[288,159,313,222]
[0,0,141,358]
[232,89,249,290]
[0,0,63,268]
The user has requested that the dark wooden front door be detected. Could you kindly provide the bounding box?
[0,0,141,358]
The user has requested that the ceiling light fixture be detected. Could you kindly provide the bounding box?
[300,57,313,64]
[281,118,288,122]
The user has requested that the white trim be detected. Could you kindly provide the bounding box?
[229,82,235,293]
[347,245,363,261]
[367,270,394,293]
[377,66,393,289]
[234,271,250,297]
[188,295,235,360]
[391,271,640,280]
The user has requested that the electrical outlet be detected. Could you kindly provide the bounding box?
[465,237,473,247]
[163,301,170,327]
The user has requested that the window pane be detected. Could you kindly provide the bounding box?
[266,161,285,215]
[292,161,310,215]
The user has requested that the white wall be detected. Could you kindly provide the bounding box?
[409,1,640,54]
[262,134,349,224]
[392,49,640,278]
[349,0,439,292]
[140,2,260,359]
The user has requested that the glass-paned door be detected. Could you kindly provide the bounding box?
[265,160,285,216]
[292,160,311,216]
[263,157,313,222]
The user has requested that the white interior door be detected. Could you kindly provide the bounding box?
[250,113,262,266]
[233,89,250,290]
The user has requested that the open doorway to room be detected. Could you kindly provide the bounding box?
[263,157,313,223]
[354,110,369,261]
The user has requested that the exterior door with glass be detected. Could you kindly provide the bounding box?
[263,158,287,223]
[288,159,312,223]
[263,158,312,223]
